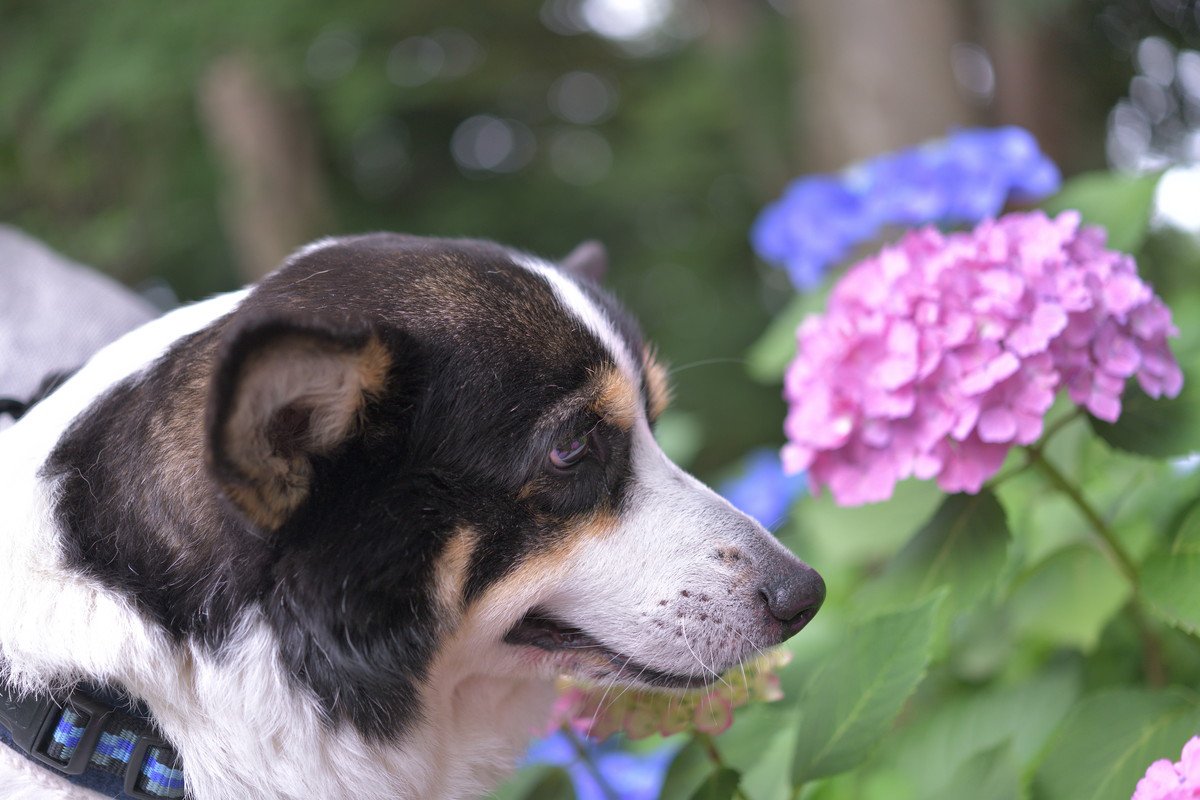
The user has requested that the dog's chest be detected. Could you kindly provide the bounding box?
[413,674,559,799]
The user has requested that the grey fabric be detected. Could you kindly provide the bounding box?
[0,225,158,429]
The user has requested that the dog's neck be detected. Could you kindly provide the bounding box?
[0,294,555,799]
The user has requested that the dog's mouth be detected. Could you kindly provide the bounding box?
[503,610,716,690]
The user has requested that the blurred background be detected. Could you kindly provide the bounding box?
[2,0,1198,478]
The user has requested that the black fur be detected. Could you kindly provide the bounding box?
[43,234,645,737]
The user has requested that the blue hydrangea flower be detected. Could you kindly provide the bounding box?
[752,126,1061,290]
[524,733,677,800]
[719,448,807,528]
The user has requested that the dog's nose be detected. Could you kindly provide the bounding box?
[759,566,825,641]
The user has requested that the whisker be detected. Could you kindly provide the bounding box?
[731,627,769,663]
[585,653,630,735]
[666,357,748,377]
[679,618,723,684]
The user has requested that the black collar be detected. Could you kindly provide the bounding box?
[0,679,184,799]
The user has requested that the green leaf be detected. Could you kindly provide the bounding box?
[654,410,705,469]
[688,767,741,800]
[1142,551,1200,635]
[1010,544,1131,651]
[1041,170,1162,252]
[885,666,1080,797]
[659,740,714,800]
[1033,688,1200,800]
[929,743,1021,800]
[710,705,803,798]
[792,592,945,784]
[859,490,1010,613]
[787,478,944,569]
[745,287,832,384]
[1141,494,1200,634]
[489,766,576,800]
[713,704,791,773]
[1089,379,1200,459]
[735,718,800,800]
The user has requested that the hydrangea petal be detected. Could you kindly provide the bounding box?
[782,211,1183,506]
[753,127,1062,290]
[1133,736,1200,800]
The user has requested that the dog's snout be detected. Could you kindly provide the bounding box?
[758,565,825,641]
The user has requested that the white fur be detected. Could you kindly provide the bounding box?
[513,254,639,379]
[285,236,339,266]
[0,746,101,799]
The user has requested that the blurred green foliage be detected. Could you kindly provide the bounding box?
[0,0,805,474]
[0,0,1167,478]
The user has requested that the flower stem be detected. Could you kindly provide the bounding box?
[694,732,754,800]
[1024,445,1167,686]
[988,412,1082,489]
[1024,445,1138,584]
[562,726,620,800]
[1041,408,1084,445]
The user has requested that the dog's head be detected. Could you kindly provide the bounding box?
[51,233,823,739]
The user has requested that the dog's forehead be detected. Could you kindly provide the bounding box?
[260,234,641,379]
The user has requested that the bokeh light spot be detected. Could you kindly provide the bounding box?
[306,28,360,83]
[950,42,995,103]
[1137,36,1176,85]
[549,71,617,125]
[451,115,536,174]
[387,37,446,87]
[580,0,671,41]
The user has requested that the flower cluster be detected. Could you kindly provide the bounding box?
[719,448,807,528]
[546,649,790,741]
[782,211,1183,506]
[752,126,1061,289]
[1133,736,1200,800]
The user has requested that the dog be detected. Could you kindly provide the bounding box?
[0,234,825,799]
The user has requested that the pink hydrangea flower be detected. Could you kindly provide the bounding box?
[546,649,791,741]
[1133,736,1200,800]
[782,210,1183,506]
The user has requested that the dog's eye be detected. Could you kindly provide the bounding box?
[549,431,591,470]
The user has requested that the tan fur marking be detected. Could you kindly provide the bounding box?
[222,334,392,530]
[642,346,671,421]
[356,336,392,404]
[589,366,639,430]
[435,527,477,618]
[575,510,618,539]
[467,511,617,627]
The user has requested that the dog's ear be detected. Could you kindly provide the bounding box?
[206,316,391,530]
[560,240,608,283]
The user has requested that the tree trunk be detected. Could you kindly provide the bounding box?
[792,0,978,170]
[197,53,331,281]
